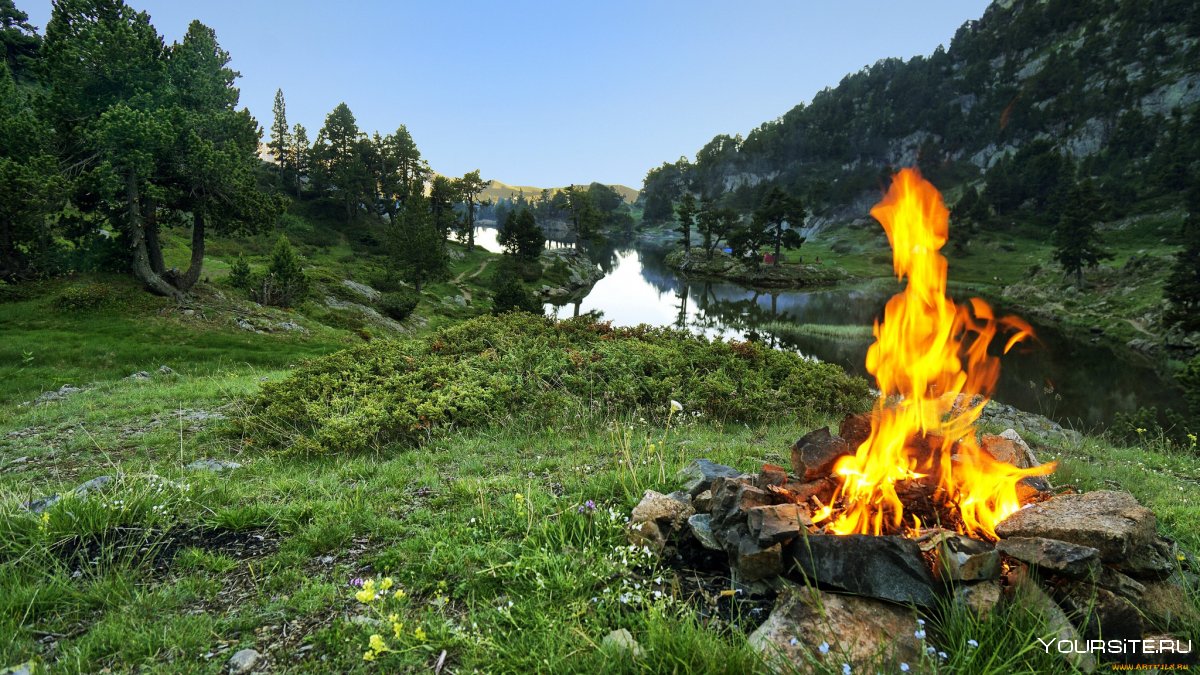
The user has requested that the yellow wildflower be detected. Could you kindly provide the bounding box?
[392,621,404,639]
[369,634,389,653]
[414,627,427,642]
[387,613,399,623]
[363,650,375,662]
[393,589,407,601]
[514,493,524,502]
[380,577,394,591]
[363,579,376,593]
[355,589,377,604]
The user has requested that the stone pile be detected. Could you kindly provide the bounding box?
[628,420,1198,672]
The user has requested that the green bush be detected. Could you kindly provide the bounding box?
[239,313,873,454]
[54,282,114,311]
[250,236,309,307]
[378,289,419,321]
[229,256,251,289]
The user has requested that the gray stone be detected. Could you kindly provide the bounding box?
[746,503,810,547]
[934,537,1001,582]
[22,494,60,514]
[628,489,694,552]
[733,536,783,582]
[996,537,1101,578]
[955,579,1002,619]
[227,648,262,675]
[36,384,82,403]
[709,479,772,530]
[236,318,256,331]
[0,662,36,675]
[1097,567,1145,603]
[276,321,307,333]
[996,491,1156,562]
[786,534,938,606]
[749,582,921,670]
[1114,536,1177,578]
[127,371,151,381]
[74,474,114,496]
[676,459,740,497]
[187,459,243,473]
[687,514,722,551]
[791,427,850,481]
[691,489,713,513]
[157,365,175,375]
[341,279,381,302]
[1056,583,1144,642]
[1139,577,1200,633]
[601,628,642,658]
[1009,568,1096,673]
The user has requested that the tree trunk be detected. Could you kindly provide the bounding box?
[466,202,475,252]
[177,210,206,292]
[143,202,166,275]
[126,173,184,300]
[773,231,782,266]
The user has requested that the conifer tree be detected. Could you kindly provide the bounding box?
[755,186,806,265]
[268,88,290,174]
[675,192,696,256]
[453,170,487,251]
[1164,181,1200,332]
[1052,179,1113,286]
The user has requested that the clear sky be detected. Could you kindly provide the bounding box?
[22,1,991,189]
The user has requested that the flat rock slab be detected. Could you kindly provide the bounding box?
[677,459,741,497]
[997,536,1101,578]
[629,489,695,552]
[786,534,938,606]
[996,491,1156,562]
[749,582,921,670]
[747,503,811,546]
[790,427,850,481]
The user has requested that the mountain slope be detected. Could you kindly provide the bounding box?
[642,0,1200,225]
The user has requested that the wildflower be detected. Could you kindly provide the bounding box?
[968,639,978,648]
[900,664,910,672]
[392,620,404,639]
[670,400,683,413]
[926,646,936,655]
[363,650,375,662]
[414,626,427,642]
[514,493,524,503]
[1136,427,1146,435]
[916,619,925,626]
[819,642,830,654]
[380,577,394,591]
[350,577,365,588]
[355,589,377,603]
[842,664,852,674]
[914,629,926,639]
[393,589,407,600]
[388,613,399,623]
[789,637,799,646]
[369,634,389,653]
[938,651,948,660]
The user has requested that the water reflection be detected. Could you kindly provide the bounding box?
[542,245,1186,430]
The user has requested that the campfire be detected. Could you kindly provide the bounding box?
[628,169,1196,671]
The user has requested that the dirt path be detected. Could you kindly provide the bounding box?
[452,259,491,303]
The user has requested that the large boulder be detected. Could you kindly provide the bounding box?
[789,427,850,481]
[786,534,938,606]
[749,582,921,670]
[995,491,1156,562]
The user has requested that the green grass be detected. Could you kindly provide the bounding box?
[1,353,1197,672]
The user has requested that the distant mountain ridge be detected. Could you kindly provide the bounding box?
[481,179,639,205]
[641,0,1200,225]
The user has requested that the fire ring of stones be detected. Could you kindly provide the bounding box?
[628,419,1197,673]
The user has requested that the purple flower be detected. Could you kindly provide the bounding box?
[350,577,365,588]
[578,500,597,514]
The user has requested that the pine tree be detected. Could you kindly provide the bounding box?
[1053,179,1113,286]
[675,192,696,256]
[696,196,735,261]
[0,0,40,80]
[755,186,806,265]
[391,196,447,292]
[453,170,487,251]
[1164,181,1200,332]
[289,123,308,194]
[429,175,457,240]
[498,208,544,261]
[268,88,290,174]
[313,102,371,222]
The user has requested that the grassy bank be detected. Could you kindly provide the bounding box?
[0,314,1197,673]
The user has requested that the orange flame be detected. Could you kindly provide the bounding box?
[816,168,1054,540]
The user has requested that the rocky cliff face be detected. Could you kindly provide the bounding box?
[645,0,1200,223]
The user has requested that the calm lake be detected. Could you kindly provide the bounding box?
[474,226,1187,430]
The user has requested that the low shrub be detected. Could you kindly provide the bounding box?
[250,236,309,307]
[378,289,419,321]
[55,282,114,311]
[228,256,251,289]
[240,313,873,454]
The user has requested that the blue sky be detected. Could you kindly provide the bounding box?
[22,1,991,188]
